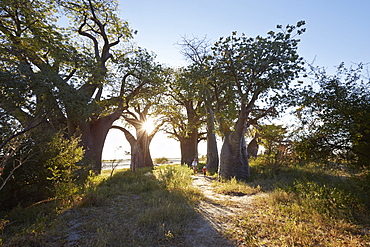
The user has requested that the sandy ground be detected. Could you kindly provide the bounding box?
[182,174,262,247]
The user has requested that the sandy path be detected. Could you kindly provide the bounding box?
[182,174,260,247]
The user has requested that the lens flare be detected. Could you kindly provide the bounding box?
[142,120,154,133]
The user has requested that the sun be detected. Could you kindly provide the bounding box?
[142,119,155,133]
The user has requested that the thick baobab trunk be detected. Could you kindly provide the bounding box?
[111,126,154,171]
[206,107,219,174]
[207,134,219,174]
[219,131,250,180]
[130,131,153,171]
[79,113,121,174]
[218,103,250,180]
[179,101,201,167]
[247,138,259,158]
[180,131,198,167]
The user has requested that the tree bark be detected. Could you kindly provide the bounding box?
[218,131,250,180]
[130,129,153,171]
[111,125,154,171]
[206,106,219,174]
[179,131,198,167]
[80,111,122,174]
[218,103,250,180]
[247,138,259,158]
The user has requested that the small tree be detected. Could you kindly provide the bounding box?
[294,63,370,169]
[258,124,291,167]
[45,133,84,204]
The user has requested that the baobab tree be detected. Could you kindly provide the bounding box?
[209,22,306,179]
[110,53,168,170]
[160,68,206,166]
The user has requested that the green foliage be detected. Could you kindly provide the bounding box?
[0,0,137,171]
[115,47,167,101]
[59,0,133,41]
[154,164,194,190]
[207,21,306,134]
[258,124,293,167]
[294,63,370,169]
[0,134,54,210]
[0,129,82,208]
[159,67,207,151]
[45,133,84,205]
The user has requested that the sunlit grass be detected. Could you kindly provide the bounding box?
[215,159,370,246]
[225,189,368,246]
[212,176,261,196]
[2,162,369,246]
[1,165,203,246]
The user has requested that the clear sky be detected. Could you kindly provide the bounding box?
[102,0,370,160]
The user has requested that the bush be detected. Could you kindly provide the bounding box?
[45,133,84,207]
[154,164,193,190]
[0,138,52,210]
[290,180,356,220]
[154,157,169,165]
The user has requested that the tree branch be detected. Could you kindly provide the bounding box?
[78,15,100,59]
[111,125,136,145]
[148,119,166,141]
[0,118,43,150]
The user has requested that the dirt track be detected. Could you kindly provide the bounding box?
[183,174,263,247]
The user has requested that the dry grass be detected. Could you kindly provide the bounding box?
[1,165,203,246]
[214,161,370,246]
[1,162,369,246]
[224,190,369,246]
[212,176,261,196]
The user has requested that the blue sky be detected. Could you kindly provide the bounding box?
[119,0,369,69]
[103,0,370,160]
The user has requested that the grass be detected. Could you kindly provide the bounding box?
[1,160,369,246]
[212,176,261,196]
[224,191,369,246]
[0,164,203,246]
[214,158,370,246]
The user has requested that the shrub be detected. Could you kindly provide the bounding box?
[154,157,169,165]
[45,133,84,206]
[154,164,193,190]
[291,180,350,218]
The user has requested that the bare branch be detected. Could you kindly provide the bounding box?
[148,119,166,141]
[0,150,35,192]
[78,15,99,59]
[111,125,136,145]
[0,119,43,150]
